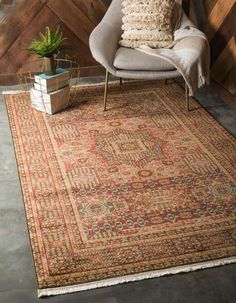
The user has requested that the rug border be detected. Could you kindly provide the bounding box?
[3,93,43,289]
[3,85,236,298]
[38,257,236,297]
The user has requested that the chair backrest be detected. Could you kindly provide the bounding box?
[102,0,123,29]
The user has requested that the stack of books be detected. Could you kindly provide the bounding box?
[30,68,70,115]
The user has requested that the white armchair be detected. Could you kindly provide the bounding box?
[89,0,194,111]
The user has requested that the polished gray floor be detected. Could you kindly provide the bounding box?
[0,79,236,303]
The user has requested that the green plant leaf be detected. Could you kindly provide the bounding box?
[26,25,66,58]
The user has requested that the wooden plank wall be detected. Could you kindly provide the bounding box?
[0,0,109,84]
[0,0,235,96]
[189,0,236,95]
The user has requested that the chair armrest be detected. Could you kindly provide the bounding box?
[89,0,123,74]
[180,11,196,29]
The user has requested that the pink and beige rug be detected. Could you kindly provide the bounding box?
[4,82,236,297]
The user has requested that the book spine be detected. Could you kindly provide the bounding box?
[34,72,69,85]
[34,80,69,93]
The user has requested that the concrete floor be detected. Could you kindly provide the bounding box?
[0,79,236,303]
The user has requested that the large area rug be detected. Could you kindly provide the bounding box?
[4,81,236,297]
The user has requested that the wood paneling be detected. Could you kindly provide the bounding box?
[189,0,236,95]
[0,0,47,58]
[0,0,109,84]
[0,0,235,97]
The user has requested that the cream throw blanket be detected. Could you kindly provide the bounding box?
[137,15,210,96]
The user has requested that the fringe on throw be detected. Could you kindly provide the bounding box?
[38,257,236,298]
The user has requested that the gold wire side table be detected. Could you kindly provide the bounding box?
[18,56,80,113]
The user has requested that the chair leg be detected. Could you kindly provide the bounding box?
[185,82,189,112]
[119,78,123,85]
[104,70,109,111]
[165,79,168,85]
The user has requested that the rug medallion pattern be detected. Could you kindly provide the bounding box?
[5,82,236,290]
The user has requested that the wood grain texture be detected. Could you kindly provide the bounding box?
[211,38,236,83]
[2,6,59,71]
[72,0,107,24]
[0,0,235,97]
[189,0,236,95]
[0,0,110,84]
[0,0,47,58]
[47,0,95,46]
[203,0,235,41]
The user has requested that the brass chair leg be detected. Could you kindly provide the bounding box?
[185,82,189,112]
[104,70,109,111]
[120,77,123,85]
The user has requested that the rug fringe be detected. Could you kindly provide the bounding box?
[38,256,236,298]
[2,79,161,98]
[2,90,26,94]
[2,79,151,95]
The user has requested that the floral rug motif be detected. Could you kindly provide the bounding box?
[5,82,236,296]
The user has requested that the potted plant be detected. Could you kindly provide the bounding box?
[27,25,66,75]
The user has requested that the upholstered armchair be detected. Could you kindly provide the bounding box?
[89,0,194,111]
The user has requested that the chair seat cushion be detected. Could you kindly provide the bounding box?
[114,47,176,71]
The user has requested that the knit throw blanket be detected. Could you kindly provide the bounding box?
[137,14,210,96]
